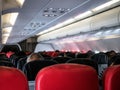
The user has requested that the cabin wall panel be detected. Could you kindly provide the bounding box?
[51,37,120,52]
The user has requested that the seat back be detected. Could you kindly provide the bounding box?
[91,53,108,64]
[52,57,72,63]
[0,60,15,67]
[91,53,108,79]
[0,66,28,90]
[67,58,98,73]
[17,57,27,70]
[35,64,99,90]
[23,60,57,81]
[103,65,120,90]
[98,64,108,79]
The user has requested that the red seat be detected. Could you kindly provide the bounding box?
[0,66,28,90]
[35,64,99,90]
[103,65,120,90]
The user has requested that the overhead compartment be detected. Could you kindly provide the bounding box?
[91,6,120,30]
[64,18,92,35]
[37,17,92,42]
[37,6,120,42]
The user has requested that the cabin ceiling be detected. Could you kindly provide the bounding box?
[1,0,118,44]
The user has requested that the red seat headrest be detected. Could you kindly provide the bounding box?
[103,65,120,90]
[0,66,28,90]
[35,64,99,90]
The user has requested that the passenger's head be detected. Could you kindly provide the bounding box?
[108,50,116,58]
[111,56,120,66]
[27,53,43,62]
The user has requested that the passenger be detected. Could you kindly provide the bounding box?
[110,55,120,66]
[52,50,60,57]
[38,51,51,58]
[65,51,76,58]
[27,53,44,63]
[76,51,94,59]
[87,50,95,59]
[17,53,44,70]
[106,50,117,65]
[57,52,66,57]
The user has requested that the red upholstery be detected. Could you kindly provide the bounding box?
[103,65,120,90]
[35,64,99,90]
[6,51,14,58]
[0,66,28,90]
[46,51,58,57]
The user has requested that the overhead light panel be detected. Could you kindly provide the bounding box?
[2,27,13,44]
[2,27,12,34]
[9,13,19,25]
[2,13,19,28]
[2,36,8,44]
[16,0,25,7]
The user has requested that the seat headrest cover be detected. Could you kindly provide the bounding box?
[0,66,28,90]
[36,64,99,90]
[103,65,120,90]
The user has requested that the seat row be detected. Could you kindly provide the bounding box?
[0,64,120,90]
